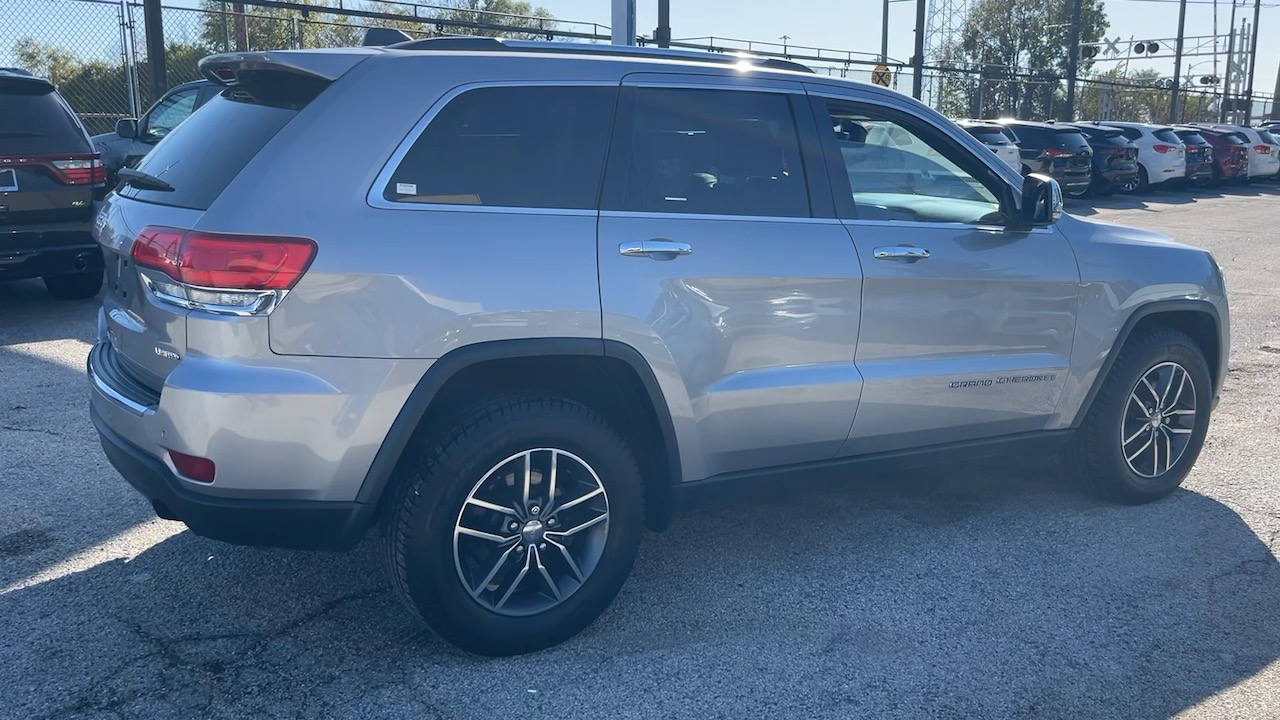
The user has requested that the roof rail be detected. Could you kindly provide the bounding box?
[379,35,815,74]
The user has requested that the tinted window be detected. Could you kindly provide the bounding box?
[386,86,616,210]
[1009,125,1048,145]
[1119,127,1142,141]
[1259,130,1278,145]
[966,128,1011,145]
[145,88,198,140]
[122,92,297,210]
[1228,132,1249,145]
[1056,130,1091,152]
[617,88,809,218]
[1176,131,1208,145]
[0,86,88,153]
[824,100,1001,224]
[1153,128,1182,144]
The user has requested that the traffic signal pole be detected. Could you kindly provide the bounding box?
[1064,0,1083,120]
[1170,0,1188,123]
[911,0,925,99]
[1244,0,1262,122]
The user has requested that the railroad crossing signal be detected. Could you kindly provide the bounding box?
[1133,41,1161,55]
[871,64,892,87]
[1102,36,1122,56]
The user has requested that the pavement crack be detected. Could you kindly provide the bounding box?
[0,424,61,435]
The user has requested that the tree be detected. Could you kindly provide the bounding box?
[14,38,81,85]
[956,0,1108,119]
[434,0,556,39]
[1077,68,1217,124]
[198,0,360,52]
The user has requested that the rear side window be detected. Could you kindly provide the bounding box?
[384,86,617,210]
[614,88,810,218]
[1119,127,1142,141]
[122,92,298,210]
[1259,130,1278,145]
[1176,131,1208,145]
[966,128,1010,145]
[1153,128,1182,144]
[0,86,89,154]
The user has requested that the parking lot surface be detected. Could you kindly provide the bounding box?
[2,185,1279,720]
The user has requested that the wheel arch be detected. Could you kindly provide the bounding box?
[356,338,683,531]
[1070,299,1224,428]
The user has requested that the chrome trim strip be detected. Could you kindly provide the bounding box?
[599,210,841,224]
[841,219,1056,235]
[88,351,153,416]
[366,80,617,213]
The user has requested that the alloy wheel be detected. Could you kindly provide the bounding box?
[1121,362,1198,478]
[453,448,610,617]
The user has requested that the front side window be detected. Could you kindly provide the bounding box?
[616,88,810,218]
[384,85,617,210]
[145,89,198,140]
[821,99,1002,225]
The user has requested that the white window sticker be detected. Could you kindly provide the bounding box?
[395,182,417,195]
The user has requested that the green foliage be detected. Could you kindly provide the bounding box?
[956,0,1108,118]
[1078,68,1218,124]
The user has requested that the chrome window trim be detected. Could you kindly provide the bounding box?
[841,218,1055,235]
[367,80,618,214]
[600,210,841,224]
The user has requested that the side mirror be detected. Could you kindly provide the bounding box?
[1010,172,1062,229]
[115,118,138,139]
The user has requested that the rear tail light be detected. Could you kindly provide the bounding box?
[50,156,106,184]
[130,226,316,315]
[0,153,106,185]
[1044,147,1073,158]
[1254,144,1271,154]
[1153,144,1178,154]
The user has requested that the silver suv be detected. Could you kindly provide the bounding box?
[88,38,1229,656]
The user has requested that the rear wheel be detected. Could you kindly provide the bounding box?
[43,270,103,300]
[1070,328,1212,504]
[384,395,644,656]
[1133,165,1150,193]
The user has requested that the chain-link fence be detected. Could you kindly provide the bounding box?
[1,0,1275,134]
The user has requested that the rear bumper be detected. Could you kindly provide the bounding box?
[0,227,101,280]
[91,402,375,550]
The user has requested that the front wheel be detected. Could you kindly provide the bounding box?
[1070,328,1213,504]
[384,395,644,656]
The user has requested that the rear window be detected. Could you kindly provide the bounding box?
[1228,132,1249,145]
[1119,127,1142,141]
[384,85,617,210]
[966,127,1011,145]
[1008,125,1047,145]
[0,85,89,154]
[1153,128,1182,144]
[1055,130,1091,151]
[120,91,297,210]
[1176,131,1208,145]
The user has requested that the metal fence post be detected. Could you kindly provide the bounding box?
[144,0,166,103]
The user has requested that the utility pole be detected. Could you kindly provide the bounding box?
[912,0,925,99]
[143,0,166,104]
[881,0,890,63]
[655,0,670,48]
[611,0,635,45]
[1221,0,1239,122]
[1170,0,1188,123]
[1064,0,1083,121]
[231,2,248,51]
[1244,0,1262,122]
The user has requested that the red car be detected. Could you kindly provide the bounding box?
[1181,125,1250,184]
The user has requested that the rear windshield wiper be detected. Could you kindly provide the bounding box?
[117,167,174,192]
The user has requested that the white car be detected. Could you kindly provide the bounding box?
[1197,124,1280,181]
[1098,121,1186,192]
[956,120,1022,170]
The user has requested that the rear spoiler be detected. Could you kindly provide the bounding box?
[0,68,55,95]
[198,49,379,107]
[361,27,414,46]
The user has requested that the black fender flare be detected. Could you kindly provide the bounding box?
[354,338,682,522]
[1069,299,1223,428]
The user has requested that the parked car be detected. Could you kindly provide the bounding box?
[1194,123,1280,182]
[1184,125,1251,184]
[955,119,1022,170]
[993,119,1092,196]
[1096,121,1186,193]
[1170,128,1215,187]
[0,68,106,298]
[1068,122,1139,195]
[88,38,1229,657]
[91,79,217,185]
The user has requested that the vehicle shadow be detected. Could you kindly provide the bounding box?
[2,455,1275,719]
[0,278,99,347]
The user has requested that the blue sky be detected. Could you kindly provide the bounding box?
[3,0,1278,97]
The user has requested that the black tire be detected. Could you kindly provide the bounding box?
[384,395,644,656]
[43,270,103,300]
[1134,165,1150,193]
[1070,328,1213,504]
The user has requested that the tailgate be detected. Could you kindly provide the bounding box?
[94,194,204,391]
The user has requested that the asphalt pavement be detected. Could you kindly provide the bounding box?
[2,184,1278,720]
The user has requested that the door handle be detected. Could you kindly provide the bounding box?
[619,239,693,259]
[873,245,930,262]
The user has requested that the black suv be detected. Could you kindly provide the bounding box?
[1068,122,1139,195]
[1,69,105,299]
[994,119,1093,197]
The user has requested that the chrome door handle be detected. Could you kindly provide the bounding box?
[619,239,693,259]
[873,246,930,261]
